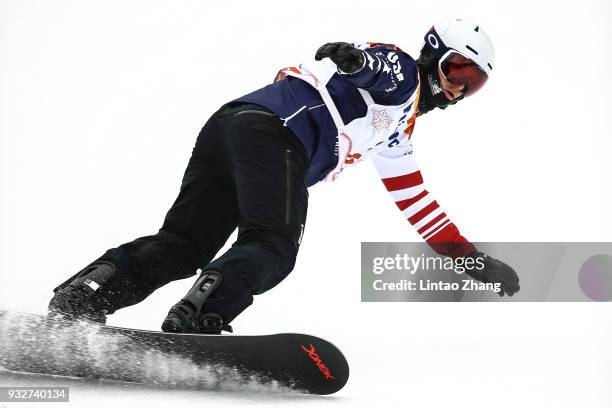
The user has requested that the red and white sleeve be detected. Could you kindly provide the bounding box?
[370,145,476,258]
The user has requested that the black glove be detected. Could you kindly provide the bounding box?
[315,42,365,74]
[465,251,520,297]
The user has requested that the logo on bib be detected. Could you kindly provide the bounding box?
[371,109,393,132]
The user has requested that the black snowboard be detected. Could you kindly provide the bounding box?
[0,311,349,395]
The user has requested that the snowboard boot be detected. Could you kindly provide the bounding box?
[161,270,232,334]
[48,261,117,324]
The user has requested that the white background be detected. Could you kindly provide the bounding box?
[1,0,611,407]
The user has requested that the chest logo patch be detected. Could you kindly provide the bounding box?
[371,108,393,132]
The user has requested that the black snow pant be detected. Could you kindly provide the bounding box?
[70,102,309,323]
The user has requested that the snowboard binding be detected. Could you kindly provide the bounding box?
[47,261,117,324]
[161,270,233,334]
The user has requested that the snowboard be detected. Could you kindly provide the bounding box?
[0,311,349,395]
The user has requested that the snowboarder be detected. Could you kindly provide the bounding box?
[48,19,520,334]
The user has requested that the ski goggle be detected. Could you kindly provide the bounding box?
[438,50,488,97]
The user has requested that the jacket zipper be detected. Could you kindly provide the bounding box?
[285,149,292,224]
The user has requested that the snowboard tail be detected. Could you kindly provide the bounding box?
[0,311,349,395]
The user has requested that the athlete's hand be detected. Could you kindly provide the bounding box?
[464,251,520,297]
[315,42,365,74]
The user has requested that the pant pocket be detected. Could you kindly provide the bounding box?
[284,149,292,224]
[233,109,277,118]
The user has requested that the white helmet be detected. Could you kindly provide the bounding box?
[417,19,495,114]
[429,18,495,77]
